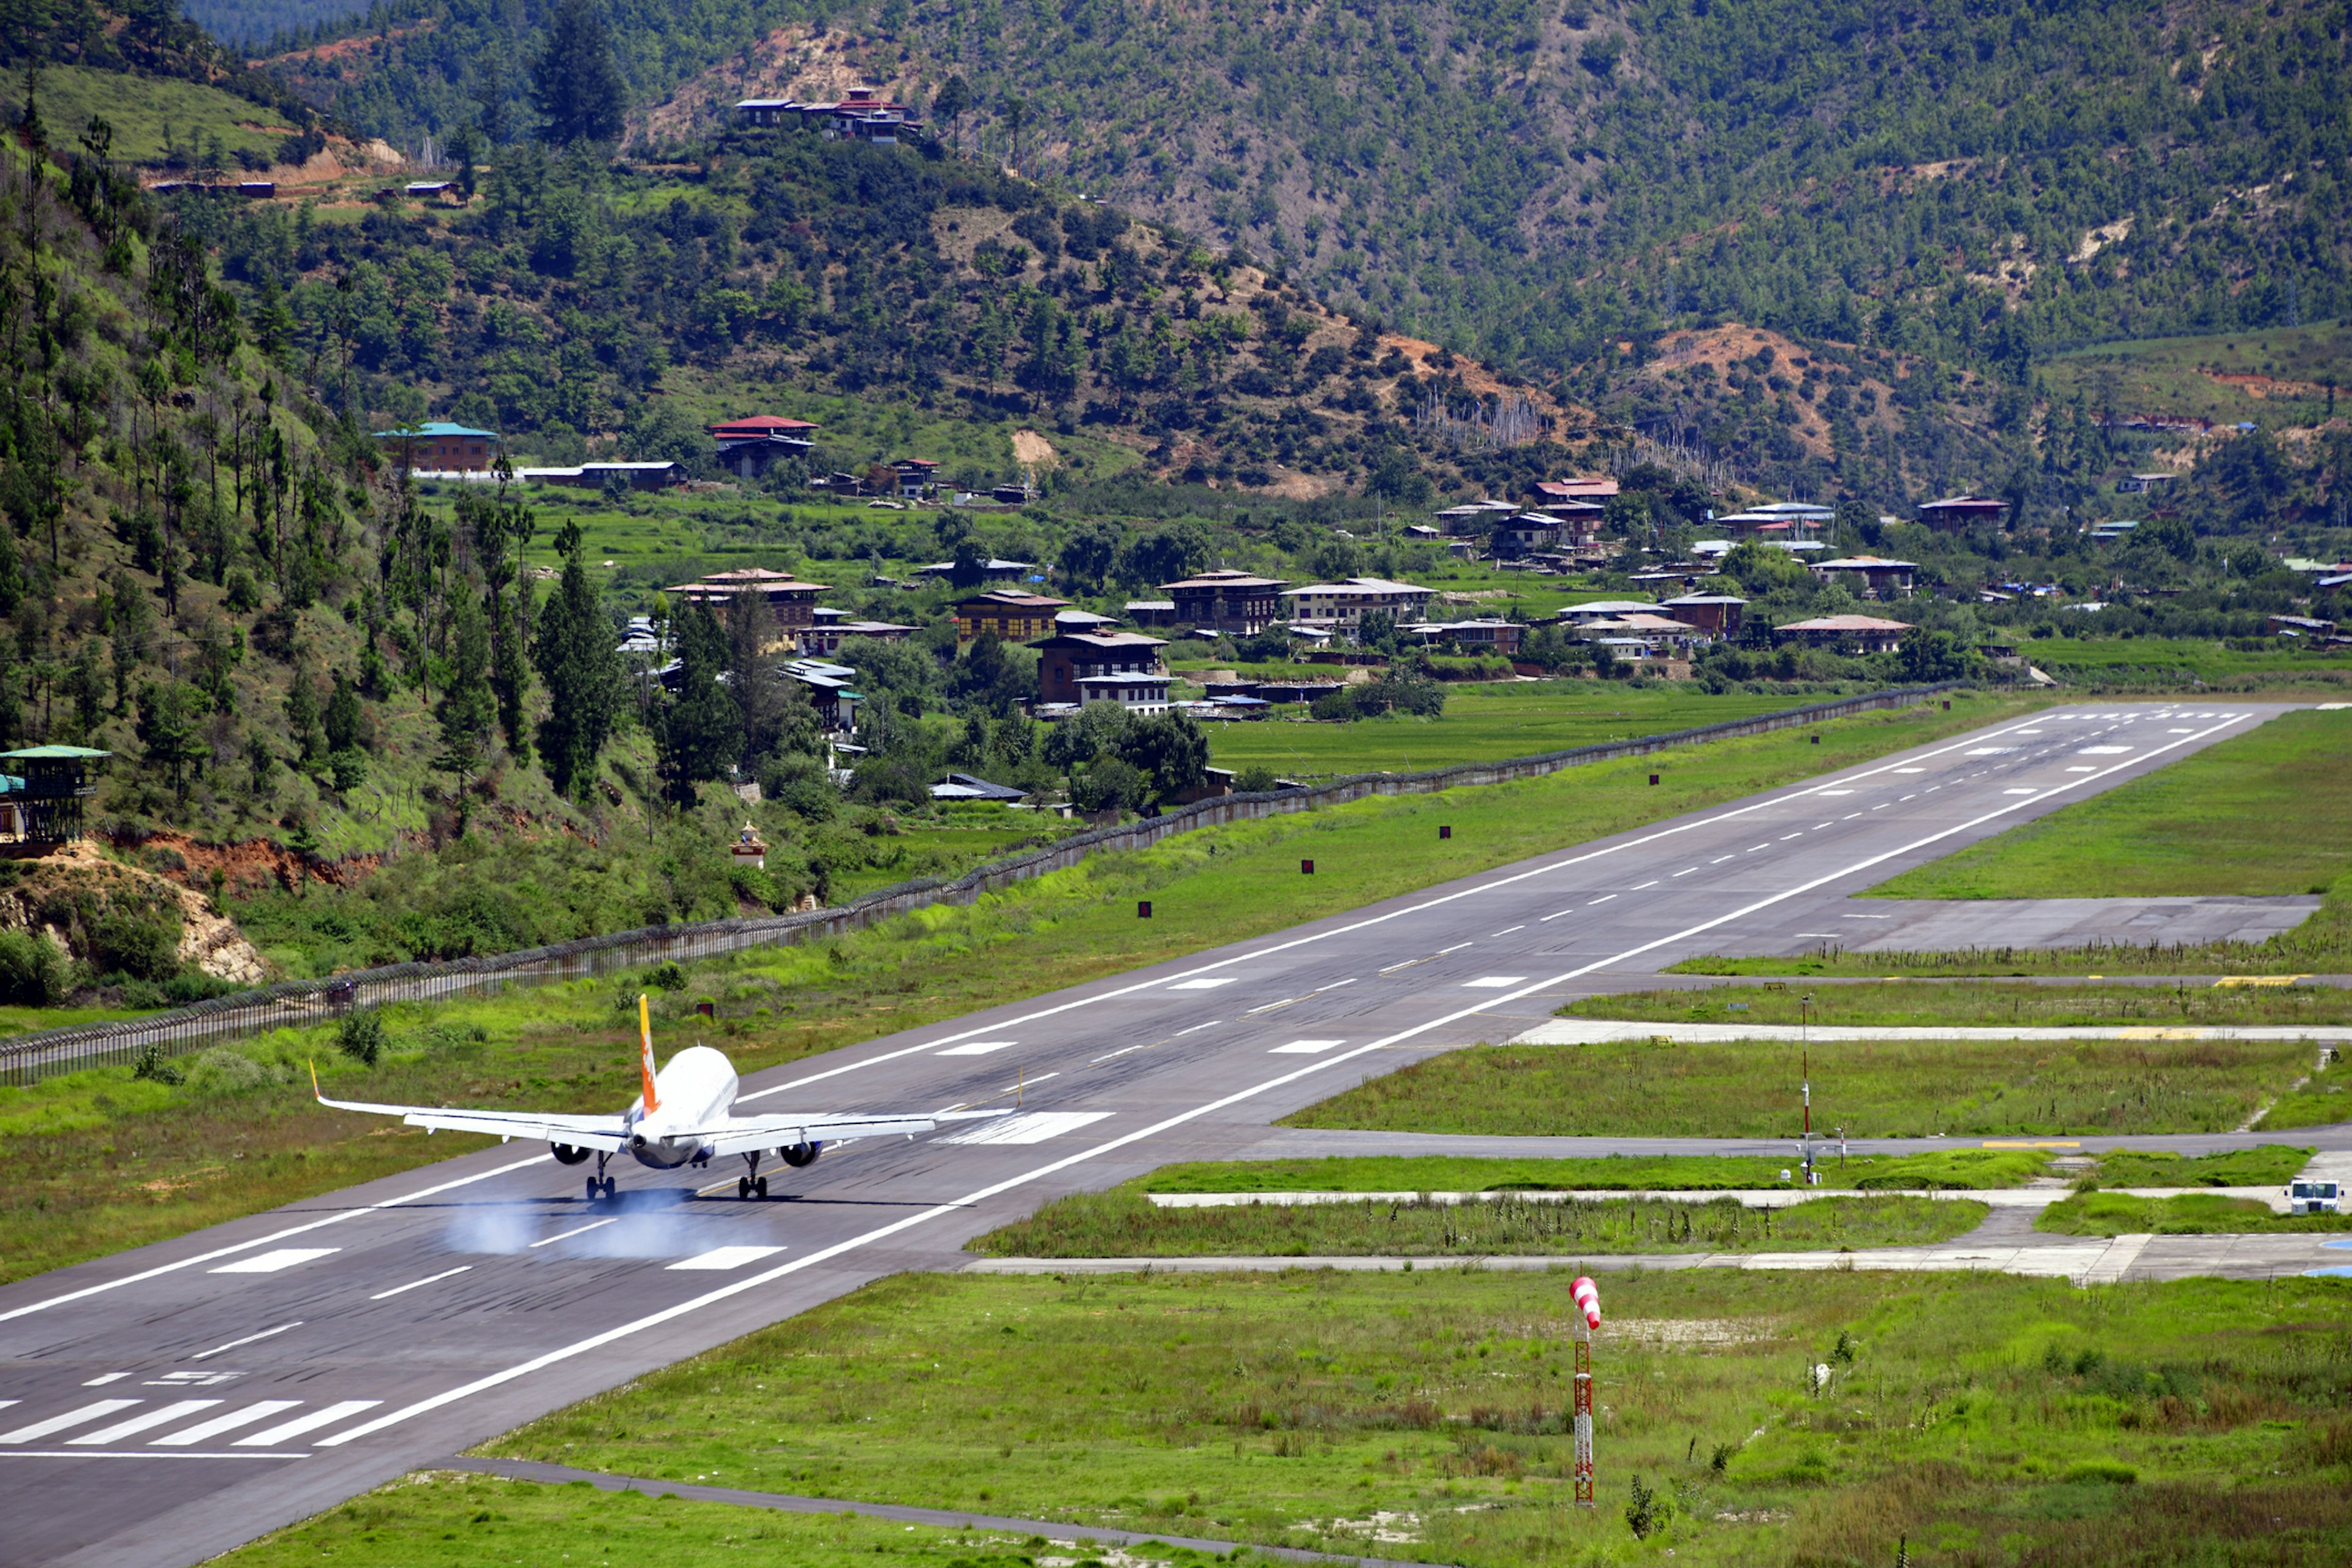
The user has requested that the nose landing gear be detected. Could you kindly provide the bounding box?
[737,1150,770,1200]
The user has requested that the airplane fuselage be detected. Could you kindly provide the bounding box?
[623,1044,739,1169]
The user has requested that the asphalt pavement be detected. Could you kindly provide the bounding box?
[1,699,2343,1568]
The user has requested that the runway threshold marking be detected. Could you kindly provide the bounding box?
[320,709,2262,1453]
[729,708,2100,1115]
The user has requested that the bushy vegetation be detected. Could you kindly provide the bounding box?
[973,1188,1986,1258]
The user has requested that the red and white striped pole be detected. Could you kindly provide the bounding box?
[1571,1275,1602,1508]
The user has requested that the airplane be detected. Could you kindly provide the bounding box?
[314,995,996,1200]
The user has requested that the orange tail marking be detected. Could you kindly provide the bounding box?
[638,994,660,1112]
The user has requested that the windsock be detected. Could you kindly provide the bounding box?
[1571,1275,1602,1330]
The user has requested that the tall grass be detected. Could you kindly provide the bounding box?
[969,1190,1987,1257]
[1284,1037,2312,1139]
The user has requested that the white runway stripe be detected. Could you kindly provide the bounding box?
[668,1246,785,1271]
[234,1401,380,1447]
[209,1248,339,1275]
[153,1401,301,1446]
[70,1400,222,1445]
[0,1399,141,1443]
[938,1110,1110,1144]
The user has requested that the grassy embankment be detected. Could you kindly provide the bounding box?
[0,694,2033,1286]
[2021,637,2352,693]
[0,63,296,165]
[442,1270,2352,1568]
[973,1191,1988,1258]
[1281,1036,2313,1140]
[1677,707,2352,976]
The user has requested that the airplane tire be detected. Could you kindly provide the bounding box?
[737,1177,751,1199]
[755,1176,769,1199]
[602,1177,617,1199]
[585,1177,600,1201]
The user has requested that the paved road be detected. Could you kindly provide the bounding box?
[0,699,2335,1568]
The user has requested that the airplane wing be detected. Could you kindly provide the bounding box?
[312,1077,631,1150]
[686,1109,1008,1159]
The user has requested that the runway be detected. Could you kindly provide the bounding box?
[0,699,2334,1567]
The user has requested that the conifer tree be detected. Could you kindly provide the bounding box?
[530,0,626,146]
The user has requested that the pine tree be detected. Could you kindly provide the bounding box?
[530,0,627,146]
[656,598,740,804]
[532,519,623,796]
[434,591,496,785]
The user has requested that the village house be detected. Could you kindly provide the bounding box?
[1401,619,1523,657]
[707,414,820,479]
[1157,569,1289,635]
[519,460,681,490]
[952,589,1071,643]
[1030,630,1172,715]
[1917,494,2010,532]
[1488,514,1563,560]
[892,458,943,498]
[799,617,919,656]
[666,567,831,646]
[1809,554,1917,599]
[1657,593,1747,637]
[780,658,861,731]
[1773,614,1915,654]
[1533,478,1618,505]
[1279,577,1435,638]
[1554,598,1661,625]
[1573,613,1712,656]
[376,421,499,473]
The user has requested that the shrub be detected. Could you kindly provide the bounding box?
[2061,1459,2138,1485]
[646,962,688,992]
[130,1041,185,1085]
[184,1046,274,1095]
[86,903,184,982]
[1624,1472,1668,1539]
[337,1006,387,1066]
[0,928,69,1005]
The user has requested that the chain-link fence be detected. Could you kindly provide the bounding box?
[0,682,1965,1085]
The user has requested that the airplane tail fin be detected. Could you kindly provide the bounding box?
[638,994,660,1113]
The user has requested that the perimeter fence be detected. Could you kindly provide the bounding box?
[0,682,1966,1085]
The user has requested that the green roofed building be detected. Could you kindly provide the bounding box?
[373,421,500,473]
[0,746,110,842]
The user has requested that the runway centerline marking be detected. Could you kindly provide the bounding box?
[209,1248,339,1276]
[728,709,2086,1112]
[1630,880,1659,890]
[371,1266,472,1302]
[1672,868,1698,876]
[531,1218,618,1248]
[1588,894,1617,906]
[0,1154,549,1324]
[1492,925,1526,936]
[316,708,2261,1454]
[190,1321,304,1360]
[1437,942,1474,956]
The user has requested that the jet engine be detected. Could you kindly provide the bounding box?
[781,1140,824,1168]
[550,1142,594,1165]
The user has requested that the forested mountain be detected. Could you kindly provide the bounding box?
[236,0,2352,385]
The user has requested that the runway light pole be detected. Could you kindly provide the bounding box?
[1800,993,1815,1186]
[1570,1275,1602,1508]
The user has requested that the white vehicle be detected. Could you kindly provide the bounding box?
[316,996,990,1200]
[2285,1178,2341,1216]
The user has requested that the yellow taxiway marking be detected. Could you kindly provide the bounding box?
[2213,974,2309,988]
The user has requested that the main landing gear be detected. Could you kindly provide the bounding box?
[584,1151,617,1201]
[736,1149,769,1200]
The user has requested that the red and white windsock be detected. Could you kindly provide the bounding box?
[1571,1275,1602,1330]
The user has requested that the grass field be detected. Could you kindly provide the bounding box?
[1560,978,2352,1028]
[219,1470,1219,1568]
[1280,1036,2315,1139]
[476,1268,2352,1568]
[1137,1148,2315,1193]
[2035,1190,2352,1237]
[1201,684,1830,778]
[2255,1054,2347,1131]
[1133,1152,2056,1193]
[0,64,296,165]
[0,694,2034,1286]
[2038,318,2352,434]
[1868,709,2352,901]
[971,1190,1987,1257]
